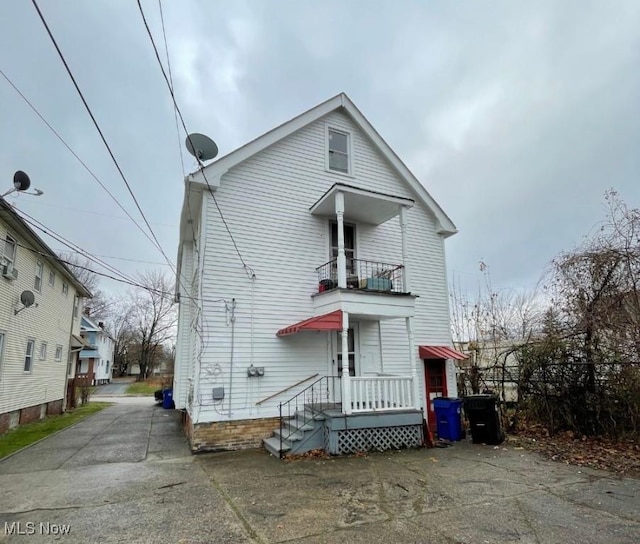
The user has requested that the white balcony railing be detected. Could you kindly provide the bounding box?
[349,376,414,413]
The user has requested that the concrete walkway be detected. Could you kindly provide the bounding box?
[0,405,250,544]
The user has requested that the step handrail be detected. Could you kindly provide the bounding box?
[255,373,320,405]
[278,375,340,458]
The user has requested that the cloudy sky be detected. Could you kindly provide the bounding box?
[1,0,639,300]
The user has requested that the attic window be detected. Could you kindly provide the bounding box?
[328,128,350,174]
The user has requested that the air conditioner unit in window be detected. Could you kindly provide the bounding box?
[1,264,18,281]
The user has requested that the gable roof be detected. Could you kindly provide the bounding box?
[0,198,92,297]
[186,93,457,237]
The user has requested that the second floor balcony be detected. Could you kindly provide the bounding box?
[316,258,408,295]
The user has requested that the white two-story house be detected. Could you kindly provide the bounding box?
[0,197,91,433]
[174,94,467,456]
[79,315,114,385]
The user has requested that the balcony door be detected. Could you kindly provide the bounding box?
[330,221,356,277]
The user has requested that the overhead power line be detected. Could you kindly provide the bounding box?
[136,0,256,279]
[0,67,164,248]
[30,0,176,274]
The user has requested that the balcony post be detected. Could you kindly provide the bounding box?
[399,205,410,292]
[335,191,347,289]
[406,316,421,409]
[341,311,352,414]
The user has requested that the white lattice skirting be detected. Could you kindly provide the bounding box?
[327,425,423,455]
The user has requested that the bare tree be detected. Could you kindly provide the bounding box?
[127,271,177,381]
[57,251,109,317]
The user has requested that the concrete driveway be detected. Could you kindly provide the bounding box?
[1,408,640,543]
[93,377,136,396]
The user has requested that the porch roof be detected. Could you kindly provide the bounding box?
[277,310,343,337]
[419,345,468,360]
[309,183,414,226]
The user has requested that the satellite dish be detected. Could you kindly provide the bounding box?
[21,290,35,308]
[13,171,31,191]
[185,133,218,162]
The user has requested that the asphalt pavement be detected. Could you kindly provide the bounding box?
[1,405,640,544]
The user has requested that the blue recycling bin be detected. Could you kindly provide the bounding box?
[433,397,463,441]
[162,388,174,409]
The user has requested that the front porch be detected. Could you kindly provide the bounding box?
[263,374,425,458]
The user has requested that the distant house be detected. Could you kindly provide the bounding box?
[0,198,91,433]
[173,93,467,456]
[78,315,114,385]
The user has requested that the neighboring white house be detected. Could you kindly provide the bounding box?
[174,93,466,456]
[0,197,91,433]
[78,315,114,385]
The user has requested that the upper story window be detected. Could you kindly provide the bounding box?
[73,295,79,319]
[2,234,16,265]
[55,345,63,361]
[62,282,69,297]
[328,128,350,174]
[34,260,43,292]
[24,339,35,372]
[49,270,56,287]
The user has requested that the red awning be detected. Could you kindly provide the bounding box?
[419,345,468,360]
[276,310,343,337]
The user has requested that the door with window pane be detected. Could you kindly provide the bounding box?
[330,222,356,277]
[332,326,358,377]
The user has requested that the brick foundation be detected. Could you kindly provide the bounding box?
[19,404,43,425]
[0,412,10,434]
[189,416,280,452]
[47,399,63,416]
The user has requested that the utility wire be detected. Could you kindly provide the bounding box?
[0,67,162,249]
[30,0,176,274]
[136,0,256,279]
[14,207,140,287]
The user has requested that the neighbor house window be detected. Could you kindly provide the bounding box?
[49,270,55,287]
[62,282,69,296]
[55,345,63,361]
[2,234,16,265]
[34,260,43,292]
[24,339,35,372]
[40,342,47,360]
[328,128,350,173]
[0,332,5,379]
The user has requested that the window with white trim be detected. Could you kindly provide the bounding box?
[49,270,56,287]
[55,345,63,361]
[40,342,47,360]
[62,282,69,296]
[73,295,79,319]
[328,128,350,174]
[24,339,35,372]
[35,260,43,292]
[2,234,16,265]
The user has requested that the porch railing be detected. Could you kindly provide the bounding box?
[278,375,341,458]
[349,376,414,413]
[316,258,406,293]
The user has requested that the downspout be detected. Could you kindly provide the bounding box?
[228,298,236,416]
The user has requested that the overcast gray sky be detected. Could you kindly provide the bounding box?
[1,0,639,299]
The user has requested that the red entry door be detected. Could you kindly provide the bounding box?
[424,359,448,431]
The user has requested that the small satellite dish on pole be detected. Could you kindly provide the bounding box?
[185,133,218,162]
[15,290,36,315]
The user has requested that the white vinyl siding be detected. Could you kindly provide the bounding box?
[181,109,453,424]
[0,216,85,415]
